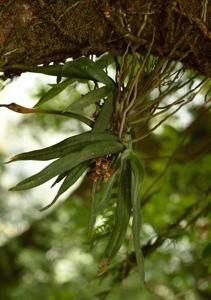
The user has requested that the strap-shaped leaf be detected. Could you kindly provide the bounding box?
[101,160,131,262]
[65,86,111,112]
[64,57,115,86]
[7,63,92,81]
[6,64,64,77]
[8,131,119,162]
[9,140,123,191]
[116,149,145,284]
[51,171,69,188]
[8,57,115,86]
[0,103,93,127]
[40,161,89,211]
[129,151,145,182]
[97,169,119,212]
[129,152,145,287]
[88,179,101,238]
[34,79,74,107]
[93,92,114,133]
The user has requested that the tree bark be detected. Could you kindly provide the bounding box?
[0,0,210,77]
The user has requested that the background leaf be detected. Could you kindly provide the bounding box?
[34,79,74,107]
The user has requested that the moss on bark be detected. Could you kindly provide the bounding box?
[0,0,210,77]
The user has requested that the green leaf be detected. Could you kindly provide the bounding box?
[8,131,119,162]
[40,161,89,211]
[8,57,115,86]
[101,160,131,262]
[129,151,145,182]
[88,180,101,238]
[51,171,69,188]
[95,53,114,69]
[6,64,64,77]
[66,57,115,86]
[129,152,145,287]
[9,140,123,191]
[34,79,74,107]
[93,92,114,133]
[119,149,145,285]
[65,86,111,112]
[97,169,119,212]
[7,63,91,81]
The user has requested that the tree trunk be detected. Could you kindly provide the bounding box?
[0,0,210,77]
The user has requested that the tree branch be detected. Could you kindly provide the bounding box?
[0,0,210,77]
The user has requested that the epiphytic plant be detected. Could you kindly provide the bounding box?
[1,45,210,284]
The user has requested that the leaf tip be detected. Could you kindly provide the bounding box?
[9,186,17,192]
[39,196,58,211]
[5,156,18,164]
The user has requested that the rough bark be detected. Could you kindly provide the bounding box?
[0,0,210,77]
